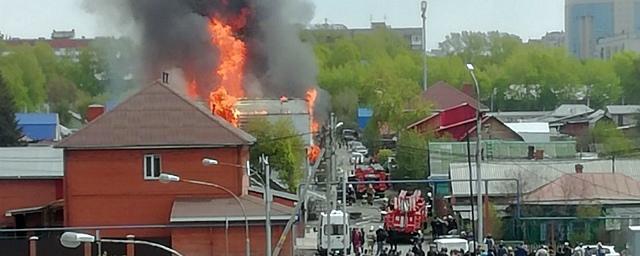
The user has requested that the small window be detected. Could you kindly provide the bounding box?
[143,154,161,179]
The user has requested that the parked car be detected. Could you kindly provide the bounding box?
[584,245,620,256]
[352,145,368,156]
[342,129,357,141]
[348,140,363,149]
[350,152,365,165]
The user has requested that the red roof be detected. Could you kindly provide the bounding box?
[422,81,489,111]
[56,81,255,149]
[523,173,640,205]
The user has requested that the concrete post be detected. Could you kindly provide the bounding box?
[126,235,135,256]
[29,236,38,256]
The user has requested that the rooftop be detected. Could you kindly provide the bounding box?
[606,105,640,115]
[56,81,255,149]
[0,147,63,178]
[523,173,640,205]
[170,196,294,222]
[421,81,489,111]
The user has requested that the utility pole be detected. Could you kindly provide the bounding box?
[326,112,337,253]
[421,1,428,91]
[261,155,272,256]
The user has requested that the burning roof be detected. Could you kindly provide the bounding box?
[56,81,255,149]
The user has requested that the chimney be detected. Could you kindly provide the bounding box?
[162,72,169,83]
[461,83,476,97]
[86,104,105,122]
[575,164,584,174]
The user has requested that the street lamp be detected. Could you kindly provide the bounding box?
[465,63,483,244]
[60,232,184,256]
[158,173,251,256]
[421,0,428,91]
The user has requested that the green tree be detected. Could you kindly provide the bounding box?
[0,45,47,111]
[394,130,429,180]
[612,51,640,104]
[0,73,23,146]
[486,202,504,239]
[590,121,633,156]
[245,117,305,193]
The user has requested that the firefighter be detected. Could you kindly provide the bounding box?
[347,184,356,206]
[366,184,375,205]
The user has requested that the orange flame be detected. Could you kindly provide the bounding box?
[306,88,319,133]
[200,17,246,126]
[306,88,320,162]
[209,87,239,126]
[308,145,321,163]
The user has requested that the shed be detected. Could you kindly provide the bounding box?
[358,107,373,129]
[15,113,60,141]
[505,122,550,143]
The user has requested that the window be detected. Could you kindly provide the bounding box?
[144,154,161,179]
[324,224,346,235]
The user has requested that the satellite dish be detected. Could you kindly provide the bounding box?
[60,232,81,248]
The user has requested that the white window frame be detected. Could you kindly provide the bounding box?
[143,154,161,180]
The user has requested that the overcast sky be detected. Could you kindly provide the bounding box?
[0,0,564,50]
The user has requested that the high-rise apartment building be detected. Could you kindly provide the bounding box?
[565,0,640,58]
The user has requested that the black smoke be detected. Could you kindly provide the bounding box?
[83,0,325,116]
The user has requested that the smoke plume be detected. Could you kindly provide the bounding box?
[82,0,328,120]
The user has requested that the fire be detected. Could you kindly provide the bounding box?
[189,16,246,127]
[306,88,320,162]
[308,145,321,163]
[305,88,319,133]
[209,87,239,126]
[208,17,247,97]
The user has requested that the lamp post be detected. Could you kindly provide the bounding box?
[158,173,251,256]
[60,232,184,256]
[466,63,483,244]
[421,0,428,91]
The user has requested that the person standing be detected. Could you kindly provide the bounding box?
[366,185,376,206]
[496,243,508,256]
[352,228,363,256]
[596,243,606,256]
[484,234,495,256]
[535,246,549,256]
[376,226,388,256]
[572,243,584,256]
[514,243,528,256]
[366,226,377,255]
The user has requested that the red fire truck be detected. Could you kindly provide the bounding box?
[383,190,428,236]
[350,164,389,198]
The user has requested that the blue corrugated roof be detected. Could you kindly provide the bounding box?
[16,113,58,125]
[15,113,59,141]
[357,108,373,117]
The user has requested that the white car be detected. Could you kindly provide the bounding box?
[433,237,470,253]
[348,140,363,149]
[583,245,620,256]
[350,152,365,164]
[352,145,368,156]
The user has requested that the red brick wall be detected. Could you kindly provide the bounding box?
[0,179,61,227]
[172,225,293,256]
[64,147,249,236]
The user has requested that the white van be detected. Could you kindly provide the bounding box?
[434,237,470,253]
[317,210,350,256]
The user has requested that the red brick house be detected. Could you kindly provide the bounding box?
[56,81,295,256]
[407,103,523,141]
[0,147,64,229]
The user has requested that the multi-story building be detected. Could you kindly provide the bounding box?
[311,21,424,51]
[528,31,566,48]
[3,29,91,61]
[565,0,640,58]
